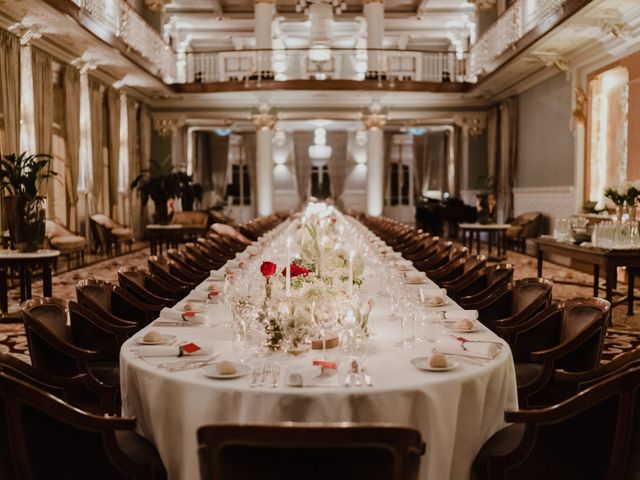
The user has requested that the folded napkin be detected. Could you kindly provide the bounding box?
[187,291,208,301]
[405,272,427,283]
[445,310,478,320]
[137,343,213,358]
[437,337,502,360]
[209,270,225,281]
[159,308,206,324]
[420,287,447,297]
[423,313,443,323]
[286,366,338,387]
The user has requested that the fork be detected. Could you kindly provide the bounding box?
[260,362,271,387]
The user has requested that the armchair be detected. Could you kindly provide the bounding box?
[505,211,543,252]
[45,220,87,269]
[90,214,134,255]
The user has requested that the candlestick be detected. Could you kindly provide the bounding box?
[348,250,354,297]
[286,237,291,296]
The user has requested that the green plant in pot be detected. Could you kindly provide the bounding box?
[0,152,56,252]
[175,171,203,211]
[475,175,497,225]
[130,156,185,224]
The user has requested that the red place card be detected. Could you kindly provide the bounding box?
[181,343,201,355]
[312,360,337,370]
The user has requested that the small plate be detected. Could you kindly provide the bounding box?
[180,303,206,313]
[422,298,450,307]
[201,363,250,379]
[410,357,458,372]
[405,277,427,285]
[445,322,480,333]
[135,334,177,346]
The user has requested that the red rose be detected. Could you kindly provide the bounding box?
[281,264,310,277]
[260,261,277,277]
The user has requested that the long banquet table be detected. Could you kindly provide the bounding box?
[120,220,518,480]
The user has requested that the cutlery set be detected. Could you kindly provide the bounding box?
[344,360,373,387]
[250,361,281,388]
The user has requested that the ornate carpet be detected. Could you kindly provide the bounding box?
[1,249,639,363]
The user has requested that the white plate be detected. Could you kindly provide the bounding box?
[445,322,480,333]
[180,303,206,313]
[201,363,251,379]
[410,357,458,372]
[405,277,427,285]
[422,298,450,307]
[134,334,177,346]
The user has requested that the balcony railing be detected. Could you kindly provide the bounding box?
[70,0,176,81]
[470,0,566,76]
[178,48,475,84]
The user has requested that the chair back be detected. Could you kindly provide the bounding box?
[166,249,209,276]
[147,256,196,289]
[118,268,176,306]
[0,372,159,480]
[476,366,640,480]
[197,423,425,480]
[22,298,79,378]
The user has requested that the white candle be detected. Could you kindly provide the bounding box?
[286,237,292,296]
[348,250,354,297]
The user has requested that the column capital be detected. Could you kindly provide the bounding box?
[454,115,485,137]
[255,0,276,4]
[153,117,185,137]
[145,0,171,12]
[364,0,384,4]
[252,104,278,130]
[362,104,388,130]
[9,24,43,45]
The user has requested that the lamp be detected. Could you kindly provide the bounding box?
[308,127,332,167]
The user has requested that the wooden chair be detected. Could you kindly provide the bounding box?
[21,298,129,392]
[0,372,167,480]
[76,279,161,329]
[90,214,134,255]
[0,352,117,415]
[462,278,553,333]
[197,423,425,480]
[500,297,611,407]
[45,219,86,269]
[472,366,640,480]
[183,242,227,269]
[166,248,212,276]
[426,254,486,285]
[415,245,465,273]
[444,263,514,303]
[118,267,178,306]
[147,255,204,287]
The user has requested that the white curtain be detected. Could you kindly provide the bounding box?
[327,131,348,210]
[88,77,104,213]
[63,65,80,230]
[106,87,121,218]
[498,97,518,222]
[292,132,313,206]
[126,96,141,237]
[138,103,152,226]
[241,133,257,215]
[31,47,53,208]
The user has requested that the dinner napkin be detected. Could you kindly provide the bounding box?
[420,287,447,297]
[286,366,338,387]
[437,337,502,360]
[209,270,225,280]
[445,310,478,320]
[137,343,213,357]
[159,308,206,324]
[186,291,208,301]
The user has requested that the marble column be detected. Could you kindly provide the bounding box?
[252,108,277,216]
[254,0,274,77]
[364,0,384,77]
[362,108,387,216]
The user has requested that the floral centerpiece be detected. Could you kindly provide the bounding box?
[605,181,640,221]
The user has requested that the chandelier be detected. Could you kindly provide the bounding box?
[308,127,332,167]
[296,0,347,15]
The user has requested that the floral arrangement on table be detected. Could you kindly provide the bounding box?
[605,181,640,221]
[254,206,368,352]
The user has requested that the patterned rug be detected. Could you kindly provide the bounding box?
[1,248,638,364]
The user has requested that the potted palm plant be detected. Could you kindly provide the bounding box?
[0,152,56,252]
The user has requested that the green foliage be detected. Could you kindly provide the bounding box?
[475,175,496,195]
[604,187,626,206]
[130,156,203,210]
[0,152,56,200]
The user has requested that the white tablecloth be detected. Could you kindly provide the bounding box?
[121,284,518,479]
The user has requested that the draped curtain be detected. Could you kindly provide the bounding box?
[383,131,394,205]
[88,77,104,213]
[211,133,230,202]
[292,132,313,206]
[194,132,213,191]
[106,87,120,218]
[138,104,152,226]
[126,96,140,237]
[486,106,499,180]
[32,48,53,156]
[0,30,20,156]
[412,133,429,200]
[498,97,518,222]
[240,133,257,214]
[326,131,348,210]
[63,65,80,230]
